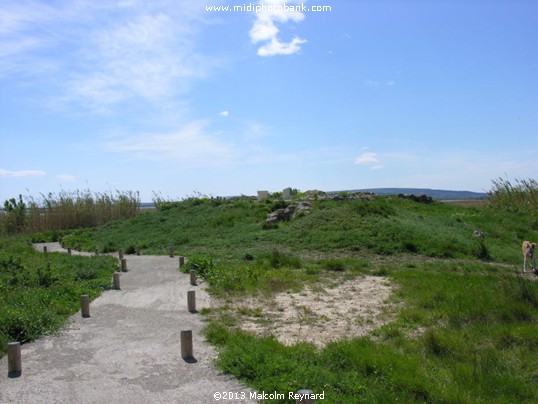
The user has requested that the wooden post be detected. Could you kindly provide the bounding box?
[81,295,90,318]
[95,249,99,256]
[135,246,140,256]
[118,250,124,260]
[77,244,81,252]
[181,330,193,359]
[7,342,22,376]
[296,390,314,404]
[43,245,47,254]
[121,258,127,272]
[178,256,185,269]
[67,248,72,256]
[113,273,121,290]
[187,291,196,313]
[190,270,196,286]
[168,247,174,258]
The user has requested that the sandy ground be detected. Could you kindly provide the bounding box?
[222,276,395,349]
[0,243,255,404]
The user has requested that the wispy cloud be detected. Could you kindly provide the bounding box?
[354,152,384,170]
[69,11,210,108]
[0,169,46,178]
[104,121,236,167]
[0,0,214,110]
[364,80,396,87]
[249,0,307,56]
[0,1,63,78]
[219,110,230,117]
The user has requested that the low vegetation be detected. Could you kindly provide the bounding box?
[58,192,534,267]
[0,237,118,357]
[1,179,537,402]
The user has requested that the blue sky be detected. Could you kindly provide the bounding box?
[1,0,537,202]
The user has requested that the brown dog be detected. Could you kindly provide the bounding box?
[522,241,536,272]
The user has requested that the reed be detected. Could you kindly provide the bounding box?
[488,177,538,213]
[1,189,140,234]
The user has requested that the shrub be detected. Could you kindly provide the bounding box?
[2,195,27,234]
[182,255,214,279]
[322,259,346,272]
[472,240,491,260]
[264,250,302,269]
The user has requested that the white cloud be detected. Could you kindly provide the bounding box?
[105,121,236,167]
[219,110,230,117]
[354,152,384,170]
[0,169,46,178]
[257,37,307,57]
[68,10,211,108]
[249,0,307,57]
[0,1,214,109]
[0,1,64,78]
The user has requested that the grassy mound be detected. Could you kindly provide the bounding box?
[3,193,538,402]
[61,196,533,265]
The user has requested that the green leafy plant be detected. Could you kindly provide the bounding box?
[181,255,214,279]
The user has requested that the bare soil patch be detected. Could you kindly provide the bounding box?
[216,275,396,348]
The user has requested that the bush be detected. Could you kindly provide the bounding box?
[182,255,214,279]
[264,250,302,269]
[2,195,27,234]
[322,259,346,272]
[472,240,491,260]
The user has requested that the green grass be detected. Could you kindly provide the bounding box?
[4,194,538,402]
[204,262,538,403]
[0,236,119,357]
[59,197,535,265]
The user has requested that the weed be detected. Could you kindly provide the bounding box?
[263,250,302,269]
[322,259,346,272]
[181,255,213,279]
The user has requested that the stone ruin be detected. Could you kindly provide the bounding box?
[257,188,381,224]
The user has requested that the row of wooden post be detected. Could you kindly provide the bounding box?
[8,251,198,374]
[34,246,315,400]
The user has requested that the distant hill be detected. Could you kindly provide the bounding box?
[341,188,488,201]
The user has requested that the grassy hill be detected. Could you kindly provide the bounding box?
[60,194,531,265]
[6,193,538,402]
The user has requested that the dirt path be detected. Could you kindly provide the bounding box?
[0,243,255,404]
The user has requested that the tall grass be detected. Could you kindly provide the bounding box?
[489,177,538,213]
[1,189,140,234]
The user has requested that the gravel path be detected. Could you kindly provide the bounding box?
[0,243,255,404]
